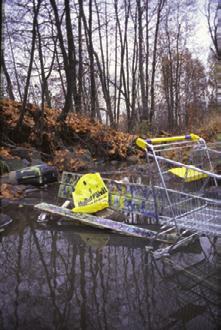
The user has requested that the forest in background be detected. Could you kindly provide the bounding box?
[1,0,220,137]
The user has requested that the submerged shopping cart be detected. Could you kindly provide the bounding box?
[136,134,221,237]
[35,133,221,249]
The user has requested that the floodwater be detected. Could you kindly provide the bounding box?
[0,183,220,330]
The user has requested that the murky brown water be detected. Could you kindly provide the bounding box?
[0,183,220,330]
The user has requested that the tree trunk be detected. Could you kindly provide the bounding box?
[88,0,96,120]
[137,0,148,121]
[5,21,22,101]
[115,0,131,130]
[94,0,114,126]
[50,0,76,121]
[1,53,15,100]
[149,0,165,125]
[77,4,83,113]
[65,0,80,113]
[16,0,41,130]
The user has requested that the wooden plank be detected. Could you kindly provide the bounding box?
[34,202,157,239]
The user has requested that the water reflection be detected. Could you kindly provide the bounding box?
[0,208,220,330]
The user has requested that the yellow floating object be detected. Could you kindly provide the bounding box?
[168,167,208,182]
[72,173,109,213]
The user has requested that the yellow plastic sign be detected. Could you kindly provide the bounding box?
[72,173,109,213]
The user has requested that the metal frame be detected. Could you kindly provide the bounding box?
[136,134,221,237]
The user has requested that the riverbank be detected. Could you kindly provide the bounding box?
[1,98,220,201]
[1,98,220,173]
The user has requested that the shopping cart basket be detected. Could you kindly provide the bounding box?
[136,134,221,237]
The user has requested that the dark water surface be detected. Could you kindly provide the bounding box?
[0,183,220,330]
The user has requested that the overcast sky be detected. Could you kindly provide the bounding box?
[191,0,213,64]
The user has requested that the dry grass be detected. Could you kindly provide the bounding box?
[194,111,221,141]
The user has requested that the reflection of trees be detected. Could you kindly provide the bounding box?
[31,226,64,327]
[15,229,23,330]
[0,224,220,329]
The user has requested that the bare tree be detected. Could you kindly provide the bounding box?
[137,0,148,120]
[78,0,97,120]
[77,0,83,113]
[206,0,219,57]
[16,0,42,129]
[0,0,4,99]
[1,53,15,100]
[49,0,79,121]
[2,0,209,133]
[149,0,166,124]
[5,21,22,101]
[35,11,58,141]
[94,0,115,125]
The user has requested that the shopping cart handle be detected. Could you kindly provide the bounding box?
[136,134,200,149]
[136,138,149,150]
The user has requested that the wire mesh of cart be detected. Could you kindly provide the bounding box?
[136,134,221,237]
[207,141,221,173]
